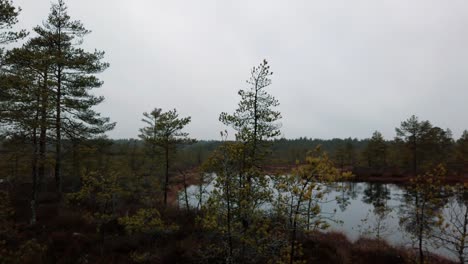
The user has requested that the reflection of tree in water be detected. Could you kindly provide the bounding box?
[433,185,468,264]
[362,183,391,209]
[357,183,394,242]
[335,182,360,211]
[357,205,394,243]
[347,182,361,199]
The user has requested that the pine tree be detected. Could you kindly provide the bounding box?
[0,0,26,45]
[363,131,387,169]
[1,36,55,224]
[396,115,433,175]
[139,108,193,206]
[455,131,468,168]
[219,59,281,208]
[210,59,282,261]
[33,0,114,194]
[220,59,281,169]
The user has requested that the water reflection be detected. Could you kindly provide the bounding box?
[434,186,468,263]
[179,180,466,260]
[362,183,391,209]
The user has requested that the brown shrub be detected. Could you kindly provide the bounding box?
[351,237,407,264]
[300,233,456,264]
[302,231,353,264]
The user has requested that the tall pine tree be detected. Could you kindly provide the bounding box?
[1,36,55,224]
[34,0,114,194]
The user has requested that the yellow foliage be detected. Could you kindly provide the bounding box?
[118,208,176,235]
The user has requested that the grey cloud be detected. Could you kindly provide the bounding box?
[12,0,468,140]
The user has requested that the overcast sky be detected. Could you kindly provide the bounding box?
[12,0,468,140]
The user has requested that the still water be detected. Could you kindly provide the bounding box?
[179,179,464,260]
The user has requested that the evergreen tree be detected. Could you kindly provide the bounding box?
[220,59,281,169]
[1,36,55,224]
[421,127,453,169]
[210,59,282,261]
[0,0,27,133]
[396,115,433,175]
[363,131,387,169]
[455,130,468,167]
[219,59,281,203]
[33,0,114,194]
[139,108,163,177]
[139,108,193,206]
[0,0,26,45]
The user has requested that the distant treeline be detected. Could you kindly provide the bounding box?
[2,116,466,190]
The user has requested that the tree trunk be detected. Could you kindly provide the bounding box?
[181,170,189,213]
[290,181,310,264]
[290,221,297,264]
[252,80,258,168]
[31,118,39,225]
[163,143,169,207]
[72,140,81,189]
[55,11,63,197]
[225,168,233,263]
[198,173,203,210]
[38,72,49,193]
[418,199,425,264]
[412,135,418,176]
[55,75,62,195]
[306,197,312,231]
